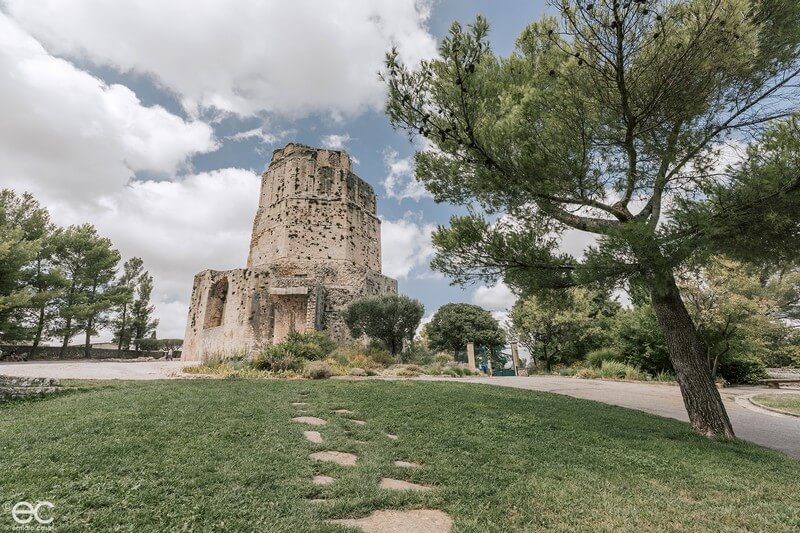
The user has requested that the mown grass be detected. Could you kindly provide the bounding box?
[752,393,800,415]
[1,379,799,532]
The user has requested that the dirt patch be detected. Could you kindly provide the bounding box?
[328,509,452,532]
[292,402,308,406]
[310,451,358,466]
[393,460,421,469]
[385,433,398,440]
[292,416,327,426]
[312,475,335,485]
[304,431,323,443]
[351,420,366,426]
[334,408,353,414]
[378,478,432,491]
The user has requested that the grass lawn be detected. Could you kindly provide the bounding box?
[752,393,800,415]
[2,379,799,532]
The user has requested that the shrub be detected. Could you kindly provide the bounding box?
[253,348,302,372]
[302,361,332,380]
[654,371,676,382]
[349,367,367,377]
[434,352,454,364]
[282,331,336,361]
[623,366,648,381]
[607,305,672,374]
[558,367,577,377]
[599,360,629,379]
[576,368,599,379]
[404,343,436,365]
[718,355,768,385]
[586,348,622,368]
[383,364,424,377]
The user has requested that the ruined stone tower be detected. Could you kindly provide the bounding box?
[182,143,397,361]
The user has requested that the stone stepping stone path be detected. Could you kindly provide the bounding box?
[292,416,327,426]
[328,510,452,533]
[310,451,358,466]
[304,431,323,443]
[378,478,432,492]
[292,403,451,531]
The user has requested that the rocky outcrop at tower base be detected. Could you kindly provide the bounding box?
[182,144,397,362]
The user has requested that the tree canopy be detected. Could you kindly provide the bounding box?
[426,303,506,357]
[343,294,424,357]
[384,0,800,438]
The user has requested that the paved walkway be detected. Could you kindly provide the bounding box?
[0,360,193,380]
[419,375,800,459]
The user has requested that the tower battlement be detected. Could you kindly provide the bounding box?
[247,143,380,271]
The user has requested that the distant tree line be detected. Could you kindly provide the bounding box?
[0,190,158,357]
[509,259,800,383]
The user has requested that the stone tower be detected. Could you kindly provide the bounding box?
[182,143,397,361]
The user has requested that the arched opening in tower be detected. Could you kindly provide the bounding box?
[203,277,229,329]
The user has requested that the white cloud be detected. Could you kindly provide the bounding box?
[4,0,438,117]
[472,281,516,312]
[380,215,435,279]
[227,127,284,145]
[53,168,261,339]
[0,13,217,203]
[382,149,430,201]
[320,134,351,150]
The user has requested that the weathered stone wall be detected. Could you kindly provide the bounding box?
[183,143,397,362]
[0,345,171,360]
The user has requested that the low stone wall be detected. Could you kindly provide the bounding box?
[0,345,180,361]
[0,375,63,401]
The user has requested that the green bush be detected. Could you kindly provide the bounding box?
[586,348,622,368]
[718,355,768,384]
[607,305,672,374]
[349,367,367,377]
[654,371,676,382]
[302,361,332,379]
[252,348,302,372]
[404,343,436,365]
[576,368,599,379]
[599,360,629,379]
[558,367,577,376]
[434,352,454,364]
[281,331,336,361]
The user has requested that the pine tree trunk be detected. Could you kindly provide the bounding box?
[649,274,735,438]
[117,304,127,351]
[84,317,93,358]
[30,305,46,357]
[59,317,72,359]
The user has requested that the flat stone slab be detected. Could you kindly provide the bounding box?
[292,402,308,406]
[379,478,432,491]
[385,433,398,440]
[351,420,366,426]
[310,451,358,466]
[334,408,353,414]
[292,416,327,426]
[304,431,323,443]
[328,510,452,533]
[394,460,421,469]
[312,475,335,485]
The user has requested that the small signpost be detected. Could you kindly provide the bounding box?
[466,342,476,371]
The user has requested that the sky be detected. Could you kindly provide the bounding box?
[0,0,557,341]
